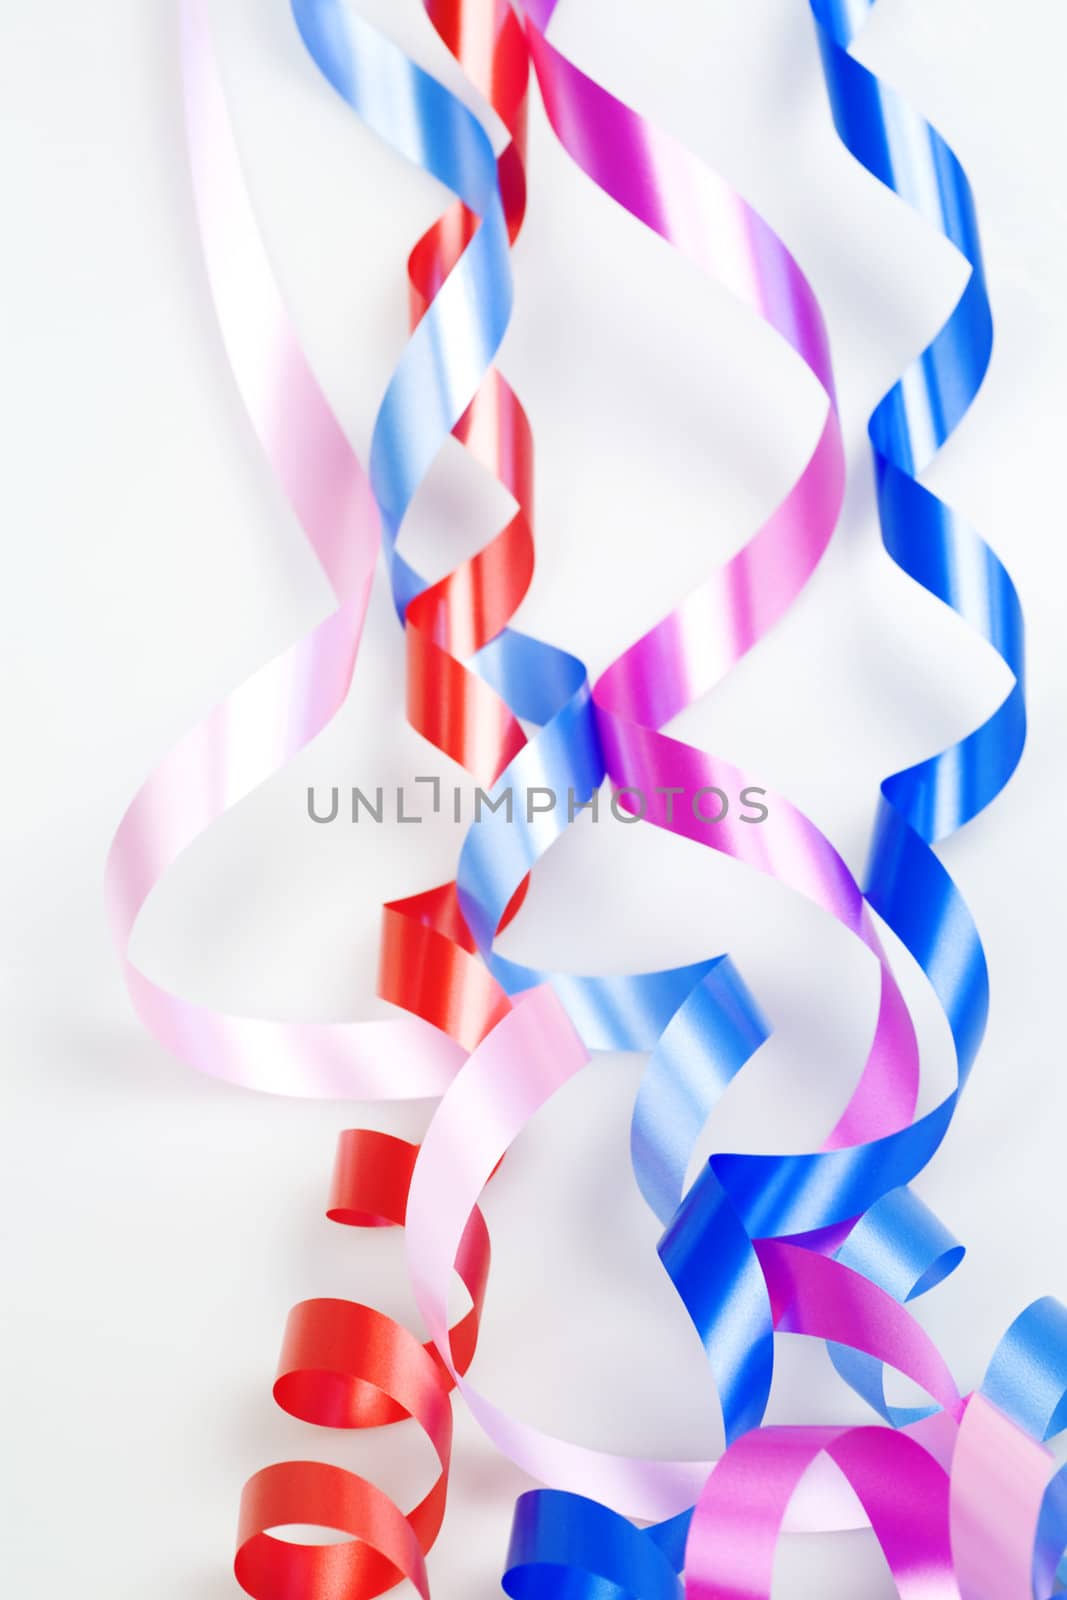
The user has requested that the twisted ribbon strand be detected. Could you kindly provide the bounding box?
[105,0,470,1099]
[234,1130,490,1600]
[807,0,1027,1476]
[146,4,1062,1597]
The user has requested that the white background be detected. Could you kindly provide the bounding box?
[4,0,1066,1594]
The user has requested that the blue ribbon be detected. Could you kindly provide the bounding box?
[808,0,1027,1418]
[293,0,778,1440]
[290,6,1067,1591]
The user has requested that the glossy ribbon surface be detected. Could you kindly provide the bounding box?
[805,9,1034,1592]
[235,1130,490,1600]
[116,1,1067,1596]
[106,0,471,1099]
[454,0,960,1501]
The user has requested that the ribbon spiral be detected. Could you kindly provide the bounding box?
[294,0,961,1522]
[497,3,1052,1594]
[111,0,1067,1595]
[455,0,952,1468]
[235,1130,490,1600]
[105,0,473,1101]
[807,0,1025,1438]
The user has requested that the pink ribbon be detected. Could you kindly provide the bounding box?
[105,0,464,1099]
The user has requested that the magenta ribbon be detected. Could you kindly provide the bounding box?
[404,984,961,1528]
[687,1424,959,1599]
[109,3,1067,1595]
[528,14,920,1151]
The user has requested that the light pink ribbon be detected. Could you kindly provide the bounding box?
[105,0,464,1099]
[406,982,968,1531]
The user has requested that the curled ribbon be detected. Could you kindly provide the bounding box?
[405,981,969,1508]
[807,0,1030,1544]
[451,850,1064,1599]
[262,0,1021,1587]
[122,0,1065,1595]
[439,2,1056,1595]
[106,0,480,1098]
[292,2,957,1542]
[290,0,794,1508]
[118,10,552,1591]
[678,1299,1067,1600]
[292,0,540,1047]
[206,2,548,1590]
[299,0,764,1078]
[455,0,944,1460]
[493,2,1049,1594]
[146,15,927,1548]
[235,1128,490,1600]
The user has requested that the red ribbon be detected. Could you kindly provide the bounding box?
[237,6,536,1594]
[235,1132,491,1600]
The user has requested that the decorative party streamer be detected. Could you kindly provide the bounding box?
[413,3,1056,1594]
[149,11,945,1545]
[808,0,1026,1461]
[686,1426,963,1600]
[499,1291,1067,1595]
[504,1,963,1245]
[291,0,545,1048]
[678,1299,1067,1600]
[118,14,585,1587]
[235,987,588,1600]
[111,0,556,1104]
[150,4,752,1591]
[104,0,494,1097]
[192,4,559,1590]
[567,0,1044,1591]
[297,0,768,1070]
[295,0,765,1473]
[404,975,968,1515]
[289,0,925,1207]
[284,0,1004,1574]
[224,0,762,1586]
[406,25,985,1516]
[392,15,1049,1585]
[127,0,1067,1593]
[419,0,928,1469]
[234,1128,491,1600]
[453,0,955,1451]
[105,0,457,1098]
[503,2,1033,1537]
[403,972,1067,1596]
[292,7,975,1554]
